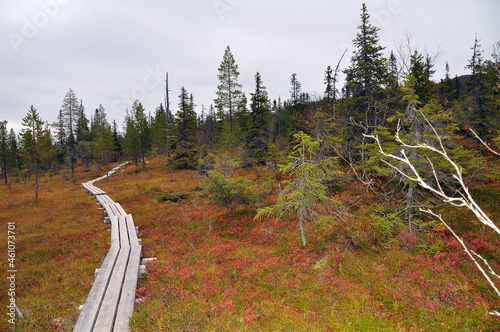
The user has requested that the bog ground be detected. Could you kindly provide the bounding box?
[2,158,498,331]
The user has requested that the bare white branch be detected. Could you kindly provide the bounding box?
[421,209,500,297]
[364,113,500,236]
[468,127,500,156]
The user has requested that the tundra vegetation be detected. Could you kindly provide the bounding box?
[1,4,499,331]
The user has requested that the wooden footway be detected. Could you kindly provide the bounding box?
[75,162,144,332]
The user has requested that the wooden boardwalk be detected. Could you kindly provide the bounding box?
[74,162,143,332]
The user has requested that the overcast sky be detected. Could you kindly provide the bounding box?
[1,0,499,133]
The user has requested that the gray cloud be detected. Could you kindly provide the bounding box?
[1,0,499,133]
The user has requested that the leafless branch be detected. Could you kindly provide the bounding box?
[467,127,500,156]
[421,209,500,299]
[364,112,500,236]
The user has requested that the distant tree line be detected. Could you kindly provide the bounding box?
[1,4,498,206]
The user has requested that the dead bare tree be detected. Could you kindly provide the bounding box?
[365,112,499,236]
[422,209,499,317]
[365,111,500,316]
[394,30,444,77]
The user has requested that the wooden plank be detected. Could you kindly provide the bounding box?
[93,246,131,331]
[114,245,142,332]
[110,216,120,248]
[125,215,140,247]
[103,203,122,218]
[96,195,114,208]
[95,195,108,208]
[115,203,127,216]
[118,216,130,248]
[73,246,120,332]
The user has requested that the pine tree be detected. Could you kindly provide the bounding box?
[246,72,272,165]
[214,46,244,130]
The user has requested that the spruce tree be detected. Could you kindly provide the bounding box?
[409,51,435,104]
[173,87,198,169]
[255,132,341,247]
[246,72,272,165]
[91,104,114,171]
[123,110,141,166]
[111,120,122,161]
[59,88,79,177]
[345,4,388,99]
[0,121,8,185]
[75,100,91,168]
[8,129,20,176]
[132,100,150,168]
[343,3,390,130]
[324,66,335,116]
[462,35,496,137]
[20,106,46,201]
[151,104,167,164]
[287,73,309,136]
[198,105,217,147]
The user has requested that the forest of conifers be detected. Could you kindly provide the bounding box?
[2,4,500,329]
[1,3,498,195]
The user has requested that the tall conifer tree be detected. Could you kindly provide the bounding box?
[246,72,271,165]
[0,121,8,185]
[343,3,390,131]
[215,46,243,130]
[173,87,198,169]
[59,88,79,177]
[20,106,47,201]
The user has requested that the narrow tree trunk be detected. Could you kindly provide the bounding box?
[299,208,307,247]
[34,160,39,202]
[405,186,414,230]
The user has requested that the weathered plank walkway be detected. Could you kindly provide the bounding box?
[74,162,142,332]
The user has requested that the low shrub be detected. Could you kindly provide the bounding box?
[156,191,190,202]
[202,170,257,210]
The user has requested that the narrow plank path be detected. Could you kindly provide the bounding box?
[74,162,142,332]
